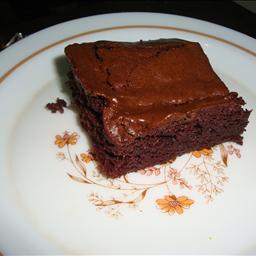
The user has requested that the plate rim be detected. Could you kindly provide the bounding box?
[0,12,256,84]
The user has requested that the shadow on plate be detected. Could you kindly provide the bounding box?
[54,54,71,96]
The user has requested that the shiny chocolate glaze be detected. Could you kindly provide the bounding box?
[65,39,230,144]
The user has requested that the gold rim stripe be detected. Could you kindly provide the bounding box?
[0,25,255,84]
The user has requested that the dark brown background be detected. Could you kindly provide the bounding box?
[1,0,256,45]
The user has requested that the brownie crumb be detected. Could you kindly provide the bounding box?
[46,98,67,113]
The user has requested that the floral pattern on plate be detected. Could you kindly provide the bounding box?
[55,131,241,218]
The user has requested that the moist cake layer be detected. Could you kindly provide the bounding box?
[65,39,251,178]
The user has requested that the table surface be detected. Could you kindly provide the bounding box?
[0,1,256,48]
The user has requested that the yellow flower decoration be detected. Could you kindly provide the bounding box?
[80,153,94,163]
[156,195,194,215]
[55,132,79,148]
[192,148,213,158]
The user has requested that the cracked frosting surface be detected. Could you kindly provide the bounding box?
[65,39,230,143]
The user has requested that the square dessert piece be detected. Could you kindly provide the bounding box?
[65,39,250,178]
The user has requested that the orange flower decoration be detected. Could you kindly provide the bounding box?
[55,132,79,148]
[156,195,194,215]
[192,148,213,158]
[80,153,94,163]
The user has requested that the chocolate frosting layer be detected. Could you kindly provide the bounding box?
[65,39,230,144]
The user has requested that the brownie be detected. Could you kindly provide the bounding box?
[65,39,251,178]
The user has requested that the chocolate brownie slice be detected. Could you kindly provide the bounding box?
[65,39,250,178]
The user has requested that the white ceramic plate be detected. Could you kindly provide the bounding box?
[0,13,255,254]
